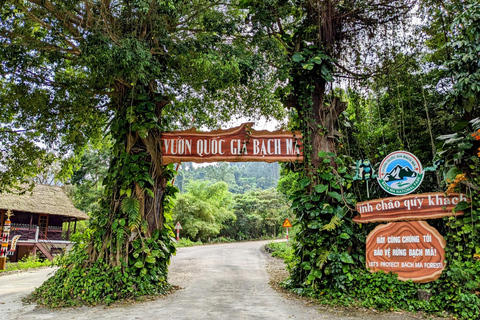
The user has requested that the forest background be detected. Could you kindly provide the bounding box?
[69,154,292,243]
[1,0,480,318]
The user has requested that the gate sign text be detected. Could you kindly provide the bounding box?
[161,123,302,164]
[366,221,446,283]
[353,193,467,223]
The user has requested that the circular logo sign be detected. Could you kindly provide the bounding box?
[377,151,424,196]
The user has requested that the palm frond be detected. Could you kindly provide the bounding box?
[121,197,141,231]
[320,215,342,231]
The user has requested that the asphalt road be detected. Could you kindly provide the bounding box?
[0,241,447,320]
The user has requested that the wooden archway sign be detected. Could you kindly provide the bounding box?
[161,123,303,164]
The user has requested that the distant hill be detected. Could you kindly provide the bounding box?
[384,165,416,182]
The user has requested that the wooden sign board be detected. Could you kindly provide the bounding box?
[353,193,467,223]
[161,123,303,164]
[366,221,446,283]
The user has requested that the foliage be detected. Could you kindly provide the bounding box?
[175,162,281,194]
[65,141,111,216]
[174,238,203,248]
[31,228,175,307]
[172,180,234,241]
[274,118,480,319]
[0,256,52,273]
[222,188,292,240]
[285,152,359,289]
[420,0,480,116]
[266,241,294,262]
[0,0,287,306]
[445,0,480,115]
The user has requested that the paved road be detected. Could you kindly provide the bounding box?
[0,267,57,319]
[0,241,444,320]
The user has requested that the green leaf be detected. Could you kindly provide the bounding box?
[315,184,328,193]
[151,250,164,258]
[339,252,354,264]
[458,142,473,149]
[452,121,470,131]
[320,172,334,180]
[437,133,458,141]
[145,188,155,198]
[318,151,327,158]
[299,177,311,188]
[445,167,463,182]
[307,221,322,229]
[134,261,144,268]
[292,52,304,62]
[301,62,314,70]
[339,233,350,239]
[455,201,470,211]
[311,56,323,64]
[328,191,343,202]
[300,261,312,270]
[145,256,156,264]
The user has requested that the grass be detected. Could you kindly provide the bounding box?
[266,241,294,261]
[174,238,203,247]
[0,256,52,273]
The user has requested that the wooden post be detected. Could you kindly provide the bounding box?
[0,210,13,271]
[73,219,77,234]
[67,218,71,240]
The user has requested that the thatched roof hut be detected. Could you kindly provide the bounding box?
[0,184,89,220]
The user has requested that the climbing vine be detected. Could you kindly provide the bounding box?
[31,85,178,307]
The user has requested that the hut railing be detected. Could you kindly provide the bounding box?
[10,224,72,242]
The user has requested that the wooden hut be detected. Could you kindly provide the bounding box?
[0,184,89,261]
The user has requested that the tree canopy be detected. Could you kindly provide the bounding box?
[1,0,480,317]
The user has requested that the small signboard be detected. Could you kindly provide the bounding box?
[377,151,424,196]
[282,219,292,228]
[365,221,446,283]
[175,222,182,241]
[9,235,21,252]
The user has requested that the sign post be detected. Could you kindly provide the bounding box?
[175,222,182,242]
[282,219,292,243]
[0,210,13,270]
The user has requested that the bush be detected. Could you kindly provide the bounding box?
[175,238,203,247]
[266,241,294,261]
[0,256,52,273]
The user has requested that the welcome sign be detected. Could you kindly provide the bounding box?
[161,123,303,164]
[353,193,467,223]
[354,150,456,283]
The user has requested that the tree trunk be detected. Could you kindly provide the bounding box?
[308,79,347,172]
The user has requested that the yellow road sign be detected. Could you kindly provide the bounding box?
[282,219,292,228]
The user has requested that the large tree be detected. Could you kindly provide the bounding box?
[241,0,415,286]
[0,0,282,305]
